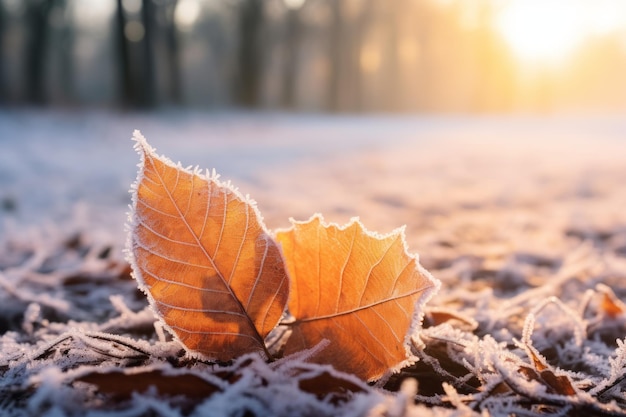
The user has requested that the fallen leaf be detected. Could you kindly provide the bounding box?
[518,365,576,396]
[520,340,576,396]
[597,283,626,319]
[295,368,366,404]
[275,214,440,381]
[423,307,478,330]
[76,369,222,401]
[128,131,289,361]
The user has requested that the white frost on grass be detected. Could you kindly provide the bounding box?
[1,111,626,416]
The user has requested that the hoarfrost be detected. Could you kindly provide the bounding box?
[2,112,626,416]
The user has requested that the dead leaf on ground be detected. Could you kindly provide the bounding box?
[423,307,478,330]
[275,214,440,381]
[76,369,221,401]
[292,366,367,404]
[128,132,289,361]
[597,284,626,319]
[520,341,577,396]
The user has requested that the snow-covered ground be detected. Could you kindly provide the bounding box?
[3,110,625,232]
[1,110,626,416]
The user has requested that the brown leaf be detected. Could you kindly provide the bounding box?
[128,132,289,361]
[597,283,626,319]
[423,307,478,329]
[518,365,576,396]
[539,369,576,396]
[76,369,221,402]
[525,343,548,372]
[521,341,576,396]
[296,368,366,404]
[275,215,440,381]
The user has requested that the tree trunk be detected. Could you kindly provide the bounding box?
[24,0,54,105]
[140,0,156,107]
[0,3,6,104]
[326,0,342,112]
[236,0,264,107]
[164,0,181,104]
[116,0,156,108]
[116,0,133,107]
[282,8,301,109]
[58,0,75,105]
[383,0,400,112]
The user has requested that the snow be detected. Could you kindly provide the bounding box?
[1,109,626,416]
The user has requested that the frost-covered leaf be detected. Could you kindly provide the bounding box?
[77,369,222,401]
[127,131,289,361]
[423,307,478,330]
[597,284,626,319]
[275,214,440,381]
[519,334,577,396]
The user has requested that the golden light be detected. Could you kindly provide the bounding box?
[360,44,381,74]
[494,0,626,66]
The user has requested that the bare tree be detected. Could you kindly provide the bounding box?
[116,0,132,107]
[140,0,156,107]
[281,5,303,109]
[116,0,156,108]
[23,0,55,105]
[0,1,6,104]
[163,0,181,104]
[326,0,342,112]
[55,0,75,105]
[235,0,264,107]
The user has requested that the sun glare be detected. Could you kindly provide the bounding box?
[495,0,626,66]
[175,0,201,31]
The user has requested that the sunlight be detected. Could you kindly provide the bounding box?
[175,0,201,31]
[495,0,626,65]
[360,44,381,74]
[283,0,306,9]
[73,0,116,28]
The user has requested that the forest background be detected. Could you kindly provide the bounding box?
[1,0,626,114]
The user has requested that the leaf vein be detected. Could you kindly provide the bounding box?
[134,240,216,270]
[359,234,400,306]
[137,199,179,219]
[168,325,259,341]
[143,271,230,293]
[137,221,199,247]
[336,226,357,312]
[295,285,432,323]
[155,299,246,316]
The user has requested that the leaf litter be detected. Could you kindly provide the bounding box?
[1,118,626,416]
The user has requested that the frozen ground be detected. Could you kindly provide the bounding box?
[1,110,626,416]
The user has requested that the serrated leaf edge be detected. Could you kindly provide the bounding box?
[274,213,441,383]
[125,130,283,360]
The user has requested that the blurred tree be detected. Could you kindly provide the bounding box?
[116,0,156,108]
[281,3,303,108]
[382,0,400,112]
[0,0,623,112]
[52,1,75,105]
[163,0,181,104]
[116,0,132,106]
[23,0,55,105]
[0,1,5,104]
[235,0,264,107]
[326,0,375,112]
[326,0,343,112]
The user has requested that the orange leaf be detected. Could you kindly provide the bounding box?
[275,215,440,381]
[128,131,289,361]
[597,283,626,319]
